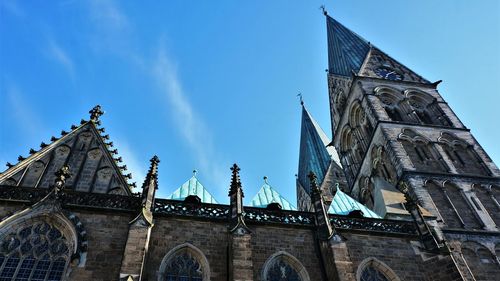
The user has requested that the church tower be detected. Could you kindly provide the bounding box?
[325,12,500,279]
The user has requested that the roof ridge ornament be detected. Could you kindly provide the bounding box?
[193,169,197,177]
[263,176,269,184]
[320,5,328,16]
[89,105,104,123]
[229,163,242,196]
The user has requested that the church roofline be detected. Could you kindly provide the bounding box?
[0,105,135,195]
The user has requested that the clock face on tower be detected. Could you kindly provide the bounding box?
[374,67,403,81]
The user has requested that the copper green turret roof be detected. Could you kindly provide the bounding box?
[167,172,219,204]
[326,15,370,76]
[297,105,341,194]
[328,188,380,218]
[251,178,297,211]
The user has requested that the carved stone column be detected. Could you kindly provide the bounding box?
[227,164,253,281]
[119,156,159,281]
[309,172,355,281]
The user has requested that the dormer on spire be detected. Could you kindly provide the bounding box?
[89,105,104,123]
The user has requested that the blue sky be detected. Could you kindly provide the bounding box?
[1,0,499,204]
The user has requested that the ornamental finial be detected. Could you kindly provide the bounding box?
[308,171,319,193]
[229,163,242,196]
[89,105,104,122]
[54,165,71,194]
[320,5,328,16]
[263,176,268,184]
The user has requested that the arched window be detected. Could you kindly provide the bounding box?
[158,244,209,281]
[443,182,482,229]
[262,251,309,281]
[360,266,389,281]
[356,258,399,281]
[0,221,70,281]
[398,129,447,173]
[472,184,500,226]
[461,241,497,281]
[438,133,489,176]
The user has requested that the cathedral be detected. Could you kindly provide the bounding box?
[0,11,499,281]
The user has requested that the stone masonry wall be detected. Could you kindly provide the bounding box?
[144,217,229,281]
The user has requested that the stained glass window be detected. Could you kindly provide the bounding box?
[164,251,203,281]
[360,266,389,281]
[0,222,70,281]
[266,257,301,281]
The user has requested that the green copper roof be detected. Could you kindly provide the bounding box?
[328,188,380,218]
[298,105,341,194]
[167,174,219,204]
[251,179,297,211]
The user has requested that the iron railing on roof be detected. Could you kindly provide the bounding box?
[0,186,417,235]
[330,215,417,235]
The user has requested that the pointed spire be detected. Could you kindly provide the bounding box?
[228,163,250,233]
[298,105,341,194]
[326,15,370,76]
[89,105,104,123]
[141,156,160,211]
[229,163,242,196]
[309,171,336,240]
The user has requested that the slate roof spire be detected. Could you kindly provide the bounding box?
[297,104,341,194]
[326,15,370,76]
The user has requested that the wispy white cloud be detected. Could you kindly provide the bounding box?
[46,39,75,79]
[87,0,129,30]
[152,48,228,189]
[113,138,146,192]
[5,83,45,138]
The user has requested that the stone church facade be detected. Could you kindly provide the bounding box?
[0,12,498,281]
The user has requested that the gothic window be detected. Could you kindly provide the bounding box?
[0,221,70,281]
[461,242,497,281]
[360,266,389,281]
[385,107,404,122]
[164,252,202,281]
[266,258,301,281]
[262,252,309,281]
[398,129,447,173]
[425,181,461,227]
[158,244,209,281]
[443,182,482,229]
[438,133,489,176]
[473,184,500,226]
[356,258,399,281]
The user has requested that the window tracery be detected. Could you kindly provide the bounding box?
[262,252,309,281]
[158,244,209,281]
[360,266,389,281]
[164,251,202,281]
[0,221,70,281]
[398,129,447,172]
[438,133,489,176]
[356,258,399,281]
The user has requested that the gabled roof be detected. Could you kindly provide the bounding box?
[251,178,296,211]
[328,188,381,218]
[167,173,219,204]
[0,106,134,195]
[327,15,370,77]
[297,105,341,194]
